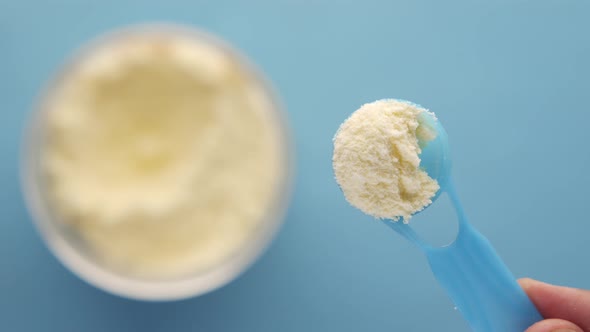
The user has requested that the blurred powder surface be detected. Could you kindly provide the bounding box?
[40,31,285,278]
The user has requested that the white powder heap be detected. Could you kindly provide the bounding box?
[332,99,440,222]
[41,33,284,278]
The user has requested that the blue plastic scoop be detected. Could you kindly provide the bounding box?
[386,107,543,331]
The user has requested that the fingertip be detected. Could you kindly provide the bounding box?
[519,277,549,294]
[517,278,590,331]
[518,277,537,291]
[525,318,583,332]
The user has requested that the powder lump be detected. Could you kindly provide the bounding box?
[332,99,439,222]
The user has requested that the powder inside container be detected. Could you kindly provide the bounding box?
[41,33,284,278]
[332,99,439,222]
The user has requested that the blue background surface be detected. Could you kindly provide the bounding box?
[2,1,590,331]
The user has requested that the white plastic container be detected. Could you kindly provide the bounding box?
[21,24,293,301]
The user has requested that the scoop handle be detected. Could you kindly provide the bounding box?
[426,221,542,332]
